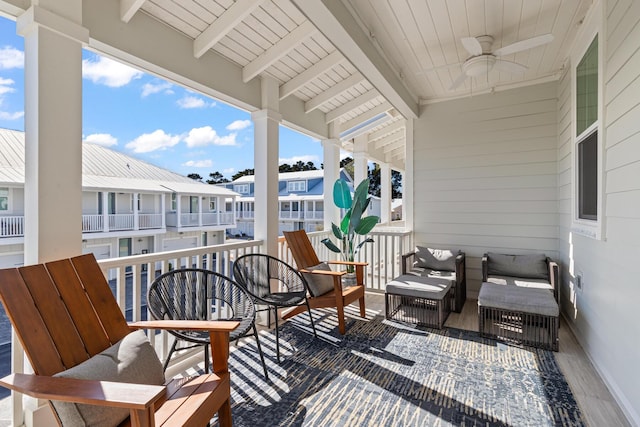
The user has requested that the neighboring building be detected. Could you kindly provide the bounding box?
[221,169,380,238]
[0,128,238,268]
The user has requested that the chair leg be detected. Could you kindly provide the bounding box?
[163,339,179,372]
[305,299,318,338]
[252,324,269,380]
[274,307,281,363]
[336,305,346,335]
[204,342,210,374]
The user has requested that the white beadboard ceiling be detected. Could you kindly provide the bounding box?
[119,0,592,170]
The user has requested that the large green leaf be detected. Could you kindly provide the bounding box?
[321,238,341,253]
[353,179,369,204]
[340,210,351,235]
[354,215,379,235]
[332,179,352,209]
[349,197,365,234]
[331,223,343,240]
[354,237,375,254]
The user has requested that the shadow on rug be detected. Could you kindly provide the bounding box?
[224,309,585,427]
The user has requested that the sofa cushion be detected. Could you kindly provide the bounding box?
[51,330,165,427]
[486,275,553,291]
[479,282,558,317]
[301,262,335,297]
[414,246,458,272]
[487,252,548,280]
[386,274,451,300]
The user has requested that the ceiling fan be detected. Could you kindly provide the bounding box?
[447,33,554,90]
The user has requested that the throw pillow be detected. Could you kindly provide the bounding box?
[487,252,549,280]
[51,330,165,427]
[301,262,335,297]
[414,246,459,272]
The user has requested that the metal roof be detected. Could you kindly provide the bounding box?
[232,169,324,183]
[0,128,236,197]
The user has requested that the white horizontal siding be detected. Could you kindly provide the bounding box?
[556,1,640,424]
[413,82,559,296]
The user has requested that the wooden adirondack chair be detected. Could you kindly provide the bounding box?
[283,230,366,334]
[0,253,237,427]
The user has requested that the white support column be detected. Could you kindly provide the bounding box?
[380,163,391,225]
[322,122,341,231]
[160,194,166,229]
[353,134,368,186]
[102,192,109,232]
[198,195,203,227]
[252,76,281,257]
[133,193,139,230]
[176,195,182,227]
[17,3,88,426]
[404,119,414,231]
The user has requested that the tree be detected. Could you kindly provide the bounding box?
[232,168,255,181]
[391,170,403,198]
[206,171,229,184]
[187,173,203,182]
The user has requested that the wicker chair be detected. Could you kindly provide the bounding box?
[148,268,268,378]
[232,254,317,362]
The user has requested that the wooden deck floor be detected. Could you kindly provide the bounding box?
[365,292,631,427]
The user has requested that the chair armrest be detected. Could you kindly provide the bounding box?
[327,260,368,267]
[401,251,416,274]
[299,268,345,277]
[455,253,465,284]
[129,320,239,333]
[0,373,164,410]
[481,253,489,282]
[547,257,559,301]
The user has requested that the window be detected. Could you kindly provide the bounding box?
[209,197,216,211]
[0,188,8,211]
[288,181,306,192]
[234,184,249,194]
[575,35,598,222]
[171,193,177,211]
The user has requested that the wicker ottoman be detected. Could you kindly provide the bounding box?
[385,274,452,329]
[478,282,559,351]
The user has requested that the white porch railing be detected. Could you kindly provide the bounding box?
[219,212,234,225]
[139,213,163,229]
[180,213,199,226]
[279,211,303,220]
[0,216,24,237]
[82,214,103,232]
[108,214,134,231]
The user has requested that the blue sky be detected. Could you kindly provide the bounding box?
[0,16,324,180]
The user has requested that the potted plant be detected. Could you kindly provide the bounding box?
[321,178,380,279]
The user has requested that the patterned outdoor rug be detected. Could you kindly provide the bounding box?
[224,309,585,427]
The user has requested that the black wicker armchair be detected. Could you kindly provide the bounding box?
[148,268,268,378]
[233,254,317,362]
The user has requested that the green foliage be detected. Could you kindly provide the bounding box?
[322,178,380,271]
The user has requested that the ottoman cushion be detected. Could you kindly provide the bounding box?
[386,274,451,300]
[485,275,553,291]
[478,282,558,317]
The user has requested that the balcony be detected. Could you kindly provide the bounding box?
[165,211,236,229]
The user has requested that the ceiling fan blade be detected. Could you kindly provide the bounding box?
[449,73,468,90]
[493,59,528,73]
[461,37,483,56]
[493,34,554,57]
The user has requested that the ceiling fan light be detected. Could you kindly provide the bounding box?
[463,55,496,76]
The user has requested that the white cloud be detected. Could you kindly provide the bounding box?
[84,133,118,147]
[0,47,24,69]
[183,159,213,168]
[125,129,180,153]
[0,78,15,96]
[226,120,251,131]
[176,95,214,109]
[184,126,238,147]
[0,111,23,120]
[141,81,173,97]
[279,155,320,165]
[83,56,143,88]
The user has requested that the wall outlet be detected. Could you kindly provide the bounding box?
[576,273,583,290]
